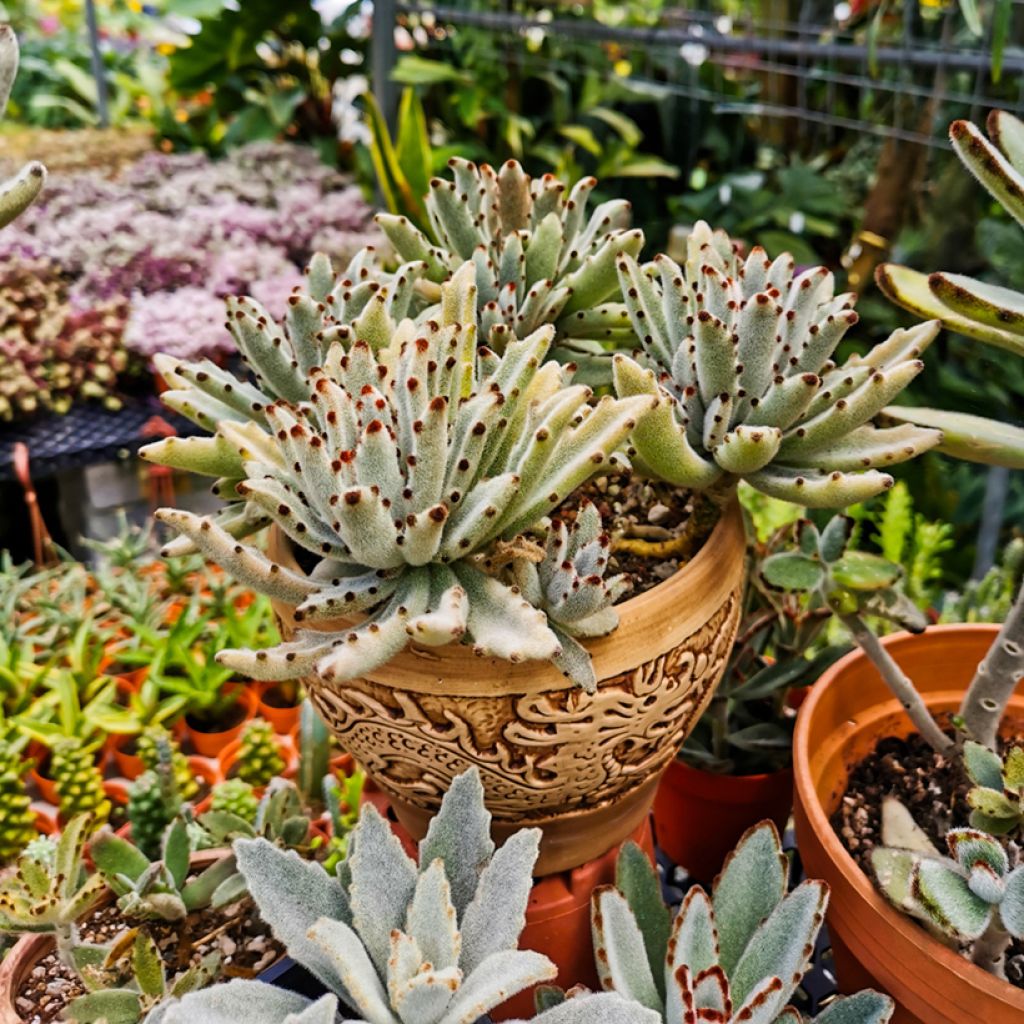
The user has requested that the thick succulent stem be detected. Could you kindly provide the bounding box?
[972,915,1012,978]
[839,613,953,755]
[54,922,77,971]
[960,587,1024,750]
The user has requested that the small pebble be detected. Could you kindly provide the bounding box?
[647,502,670,524]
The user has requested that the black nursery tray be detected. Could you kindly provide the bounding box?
[0,397,203,481]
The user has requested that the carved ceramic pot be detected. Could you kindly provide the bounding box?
[269,501,745,874]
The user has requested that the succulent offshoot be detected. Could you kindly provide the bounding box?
[612,222,941,507]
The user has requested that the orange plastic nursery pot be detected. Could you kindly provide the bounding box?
[255,681,302,735]
[27,748,58,807]
[106,733,145,781]
[270,501,746,875]
[793,625,1024,1024]
[184,684,258,758]
[653,758,792,883]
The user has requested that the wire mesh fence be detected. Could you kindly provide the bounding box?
[381,0,1024,164]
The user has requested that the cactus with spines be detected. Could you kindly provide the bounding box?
[580,824,893,1024]
[128,750,182,860]
[144,265,654,690]
[376,158,644,365]
[0,737,36,864]
[52,739,111,825]
[211,778,259,823]
[877,112,1024,468]
[611,222,942,508]
[0,26,46,228]
[137,725,198,802]
[235,719,285,788]
[156,768,656,1024]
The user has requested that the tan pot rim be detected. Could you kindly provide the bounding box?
[273,497,746,696]
[793,624,1024,1007]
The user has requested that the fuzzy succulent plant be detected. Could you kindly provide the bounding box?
[235,719,286,788]
[611,222,942,507]
[91,819,242,924]
[144,265,653,690]
[157,768,655,1024]
[0,815,107,967]
[376,158,643,370]
[873,822,1024,979]
[0,26,45,228]
[586,824,893,1024]
[64,927,220,1024]
[963,741,1024,838]
[876,112,1024,468]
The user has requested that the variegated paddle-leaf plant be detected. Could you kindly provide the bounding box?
[579,822,894,1024]
[876,112,1024,469]
[0,26,45,228]
[611,222,943,508]
[142,264,653,691]
[153,769,658,1024]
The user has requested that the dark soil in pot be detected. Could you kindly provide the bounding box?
[260,684,300,710]
[14,895,281,1024]
[832,728,1024,989]
[185,700,247,736]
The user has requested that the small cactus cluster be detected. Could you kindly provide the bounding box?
[159,768,650,1024]
[235,719,285,788]
[0,737,36,864]
[580,823,892,1024]
[52,739,111,826]
[376,157,643,366]
[211,778,259,823]
[877,111,1024,469]
[611,223,942,507]
[128,733,183,859]
[144,265,650,690]
[0,26,45,229]
[964,741,1024,838]
[137,725,199,802]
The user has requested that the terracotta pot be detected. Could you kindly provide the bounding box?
[107,733,145,781]
[793,625,1024,1024]
[255,681,302,735]
[270,501,745,875]
[184,684,258,758]
[27,747,58,807]
[653,758,792,883]
[493,817,657,1022]
[0,849,234,1024]
[32,807,57,836]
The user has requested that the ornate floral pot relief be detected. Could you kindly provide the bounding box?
[271,502,745,874]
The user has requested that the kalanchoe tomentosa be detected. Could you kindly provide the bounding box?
[583,823,893,1024]
[612,222,942,507]
[873,825,1024,979]
[144,265,653,691]
[157,768,656,1024]
[376,158,643,367]
[963,741,1024,838]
